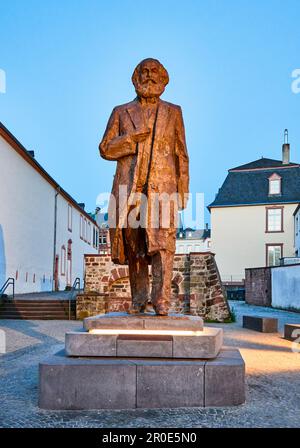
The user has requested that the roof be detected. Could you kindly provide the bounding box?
[209,158,300,209]
[230,157,299,171]
[0,121,98,226]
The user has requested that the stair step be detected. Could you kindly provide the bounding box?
[0,315,75,320]
[0,304,76,309]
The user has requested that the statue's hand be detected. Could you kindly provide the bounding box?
[131,128,151,143]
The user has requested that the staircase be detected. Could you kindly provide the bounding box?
[0,299,76,320]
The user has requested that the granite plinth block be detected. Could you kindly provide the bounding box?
[116,334,173,358]
[284,324,300,341]
[38,351,136,410]
[243,315,278,333]
[173,327,223,359]
[83,312,204,332]
[204,348,245,407]
[65,327,223,359]
[65,332,117,357]
[136,361,205,408]
[38,349,245,409]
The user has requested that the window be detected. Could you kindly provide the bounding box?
[80,215,84,239]
[87,222,91,244]
[68,204,72,232]
[268,173,281,195]
[100,233,107,245]
[266,207,283,232]
[266,244,283,266]
[93,228,99,249]
[83,218,87,241]
[61,246,66,275]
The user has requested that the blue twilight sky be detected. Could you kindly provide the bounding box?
[1,0,300,225]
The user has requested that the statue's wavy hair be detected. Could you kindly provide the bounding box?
[132,58,169,89]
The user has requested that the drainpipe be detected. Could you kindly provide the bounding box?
[52,187,60,291]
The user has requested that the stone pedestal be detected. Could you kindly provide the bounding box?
[39,312,245,409]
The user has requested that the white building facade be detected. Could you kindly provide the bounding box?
[294,204,300,257]
[209,139,300,282]
[176,228,211,254]
[0,123,99,294]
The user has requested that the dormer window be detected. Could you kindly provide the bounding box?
[269,173,281,195]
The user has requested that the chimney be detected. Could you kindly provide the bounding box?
[205,222,209,231]
[282,129,290,165]
[78,202,85,210]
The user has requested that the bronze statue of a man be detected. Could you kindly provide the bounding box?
[99,58,189,315]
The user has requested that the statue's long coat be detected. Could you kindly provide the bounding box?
[99,98,189,265]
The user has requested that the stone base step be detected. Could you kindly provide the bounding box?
[39,348,245,410]
[65,327,223,359]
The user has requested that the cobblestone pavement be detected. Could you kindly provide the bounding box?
[0,301,299,428]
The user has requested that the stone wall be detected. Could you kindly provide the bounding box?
[79,252,230,322]
[245,267,272,307]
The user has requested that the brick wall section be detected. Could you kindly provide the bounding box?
[245,267,272,307]
[76,293,108,320]
[80,252,230,321]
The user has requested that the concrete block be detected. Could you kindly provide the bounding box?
[83,312,203,332]
[284,324,300,341]
[39,349,246,409]
[173,327,223,359]
[117,334,173,358]
[83,312,144,331]
[38,351,136,410]
[143,314,203,331]
[136,360,205,408]
[243,315,278,333]
[204,349,245,407]
[65,332,117,357]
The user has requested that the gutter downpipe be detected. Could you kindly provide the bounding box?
[52,187,61,291]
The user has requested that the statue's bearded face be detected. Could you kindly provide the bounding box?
[134,61,166,99]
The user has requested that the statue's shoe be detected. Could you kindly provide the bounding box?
[153,304,169,316]
[127,303,146,314]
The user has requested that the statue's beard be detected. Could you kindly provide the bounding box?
[135,80,165,99]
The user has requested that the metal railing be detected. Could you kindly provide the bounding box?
[68,277,81,320]
[0,278,15,300]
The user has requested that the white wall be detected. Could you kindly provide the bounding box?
[0,135,98,294]
[272,264,300,310]
[211,204,297,282]
[55,196,99,291]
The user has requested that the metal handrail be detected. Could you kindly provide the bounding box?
[68,277,81,320]
[0,278,15,300]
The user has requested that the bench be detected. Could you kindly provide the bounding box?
[243,315,278,333]
[284,324,300,341]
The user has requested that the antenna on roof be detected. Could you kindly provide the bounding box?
[284,129,289,144]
